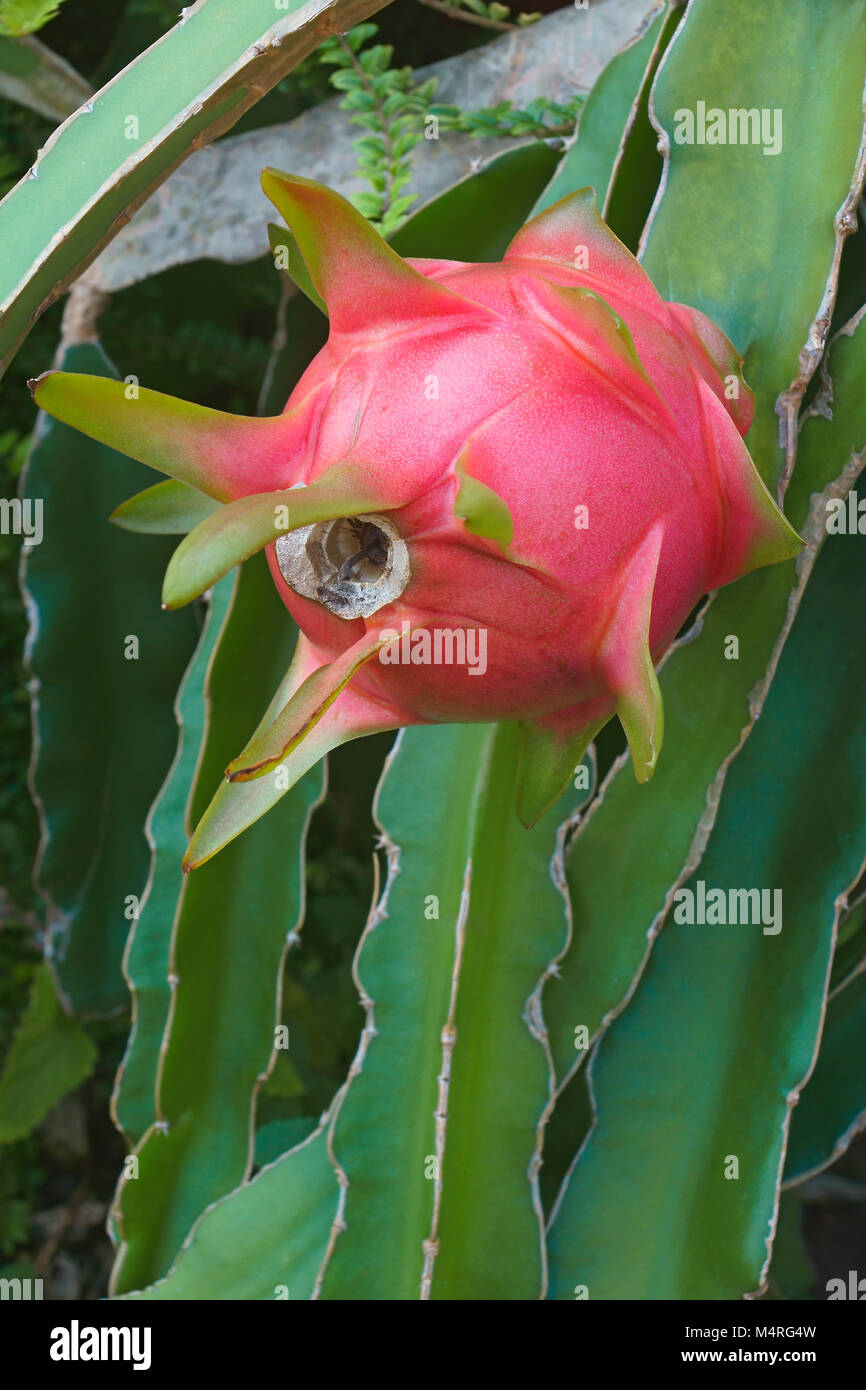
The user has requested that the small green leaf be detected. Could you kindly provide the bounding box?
[392,132,422,159]
[454,462,513,547]
[329,69,364,92]
[0,965,96,1144]
[340,90,376,112]
[267,223,327,314]
[354,135,387,158]
[111,478,221,534]
[351,192,385,220]
[358,43,392,74]
[0,0,69,40]
[342,22,379,51]
[382,91,410,116]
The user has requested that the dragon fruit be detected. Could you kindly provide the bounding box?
[29,170,802,867]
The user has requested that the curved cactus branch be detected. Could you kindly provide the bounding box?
[0,0,391,376]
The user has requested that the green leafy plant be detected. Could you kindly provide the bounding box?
[319,22,581,234]
[0,964,96,1144]
[417,0,541,33]
[317,25,434,234]
[0,0,69,38]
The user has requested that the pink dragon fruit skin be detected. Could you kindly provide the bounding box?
[29,170,802,864]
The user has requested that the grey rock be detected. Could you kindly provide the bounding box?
[81,0,659,293]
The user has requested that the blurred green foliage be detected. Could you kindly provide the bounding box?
[320,23,580,234]
[0,0,70,39]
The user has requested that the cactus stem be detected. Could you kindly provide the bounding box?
[419,858,471,1300]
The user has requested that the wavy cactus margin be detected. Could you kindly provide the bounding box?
[540,0,866,1092]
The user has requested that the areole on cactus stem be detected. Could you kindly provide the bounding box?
[28,168,803,868]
